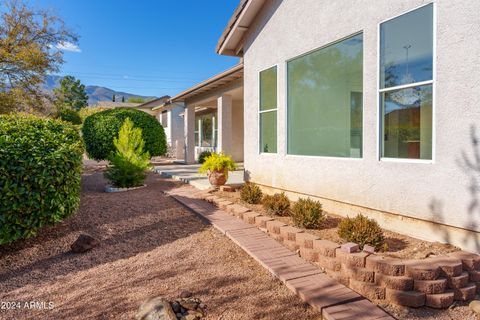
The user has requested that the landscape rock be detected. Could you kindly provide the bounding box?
[136,297,177,320]
[184,311,203,320]
[469,300,480,315]
[179,291,192,298]
[70,234,99,253]
[171,302,181,314]
[179,299,199,310]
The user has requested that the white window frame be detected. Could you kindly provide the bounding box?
[258,64,279,155]
[284,31,365,161]
[377,2,436,164]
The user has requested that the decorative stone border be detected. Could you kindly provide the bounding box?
[202,193,480,309]
[104,184,146,193]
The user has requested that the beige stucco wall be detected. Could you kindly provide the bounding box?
[242,0,480,251]
[231,99,244,162]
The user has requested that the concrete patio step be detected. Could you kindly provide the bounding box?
[165,185,395,320]
[155,163,244,190]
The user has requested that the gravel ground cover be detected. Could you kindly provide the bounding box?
[0,168,321,320]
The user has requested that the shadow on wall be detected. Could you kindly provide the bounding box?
[430,125,480,252]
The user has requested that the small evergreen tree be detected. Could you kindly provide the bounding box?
[104,118,151,188]
[53,75,88,111]
[112,94,116,102]
[121,96,125,102]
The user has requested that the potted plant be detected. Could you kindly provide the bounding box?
[198,152,237,186]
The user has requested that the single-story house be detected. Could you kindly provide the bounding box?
[93,100,161,117]
[216,0,480,252]
[163,64,244,164]
[136,96,185,159]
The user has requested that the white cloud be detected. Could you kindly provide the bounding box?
[56,42,81,53]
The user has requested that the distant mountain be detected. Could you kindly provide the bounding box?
[43,75,156,106]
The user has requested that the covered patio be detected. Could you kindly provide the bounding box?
[169,64,244,164]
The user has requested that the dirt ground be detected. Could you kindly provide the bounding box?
[214,190,460,260]
[0,168,321,320]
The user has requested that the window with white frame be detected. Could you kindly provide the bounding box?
[194,113,217,147]
[259,66,277,153]
[380,3,433,160]
[287,33,363,157]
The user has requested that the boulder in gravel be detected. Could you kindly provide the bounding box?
[179,291,192,298]
[136,297,177,320]
[71,234,99,253]
[469,300,480,315]
[179,299,199,310]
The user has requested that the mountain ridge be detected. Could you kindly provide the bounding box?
[44,75,156,106]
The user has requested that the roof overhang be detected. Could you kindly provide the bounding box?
[216,0,266,56]
[170,63,243,103]
[151,101,183,112]
[135,95,170,110]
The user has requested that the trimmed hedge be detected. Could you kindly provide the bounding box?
[0,114,84,244]
[82,108,166,160]
[59,107,82,125]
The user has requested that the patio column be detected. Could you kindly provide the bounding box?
[184,103,195,164]
[217,94,232,156]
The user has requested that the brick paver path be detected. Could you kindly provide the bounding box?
[166,185,395,320]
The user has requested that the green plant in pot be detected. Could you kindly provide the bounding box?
[199,152,236,186]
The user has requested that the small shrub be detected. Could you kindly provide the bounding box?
[198,150,213,164]
[337,214,385,250]
[291,198,325,229]
[198,152,236,175]
[104,118,151,188]
[59,107,82,125]
[82,108,166,160]
[240,182,263,204]
[0,114,84,244]
[262,192,290,216]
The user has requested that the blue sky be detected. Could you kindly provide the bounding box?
[31,0,240,97]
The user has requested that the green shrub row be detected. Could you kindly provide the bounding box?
[0,114,84,244]
[58,107,82,125]
[338,214,385,250]
[240,182,263,204]
[262,192,290,216]
[239,182,386,249]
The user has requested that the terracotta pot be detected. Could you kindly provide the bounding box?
[208,170,228,186]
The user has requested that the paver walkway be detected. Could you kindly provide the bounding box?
[166,185,395,320]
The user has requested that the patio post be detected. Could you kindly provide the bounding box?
[184,103,196,164]
[218,93,233,156]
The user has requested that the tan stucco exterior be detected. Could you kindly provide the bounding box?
[225,0,480,252]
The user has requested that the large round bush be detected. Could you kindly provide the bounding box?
[82,108,166,160]
[0,114,84,244]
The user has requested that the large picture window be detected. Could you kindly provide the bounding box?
[287,33,363,157]
[380,4,433,160]
[259,66,277,153]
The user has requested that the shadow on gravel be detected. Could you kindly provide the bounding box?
[0,171,208,291]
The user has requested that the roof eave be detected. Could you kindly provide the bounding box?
[216,0,266,56]
[169,63,243,103]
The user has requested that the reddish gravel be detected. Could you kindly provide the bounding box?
[0,168,321,320]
